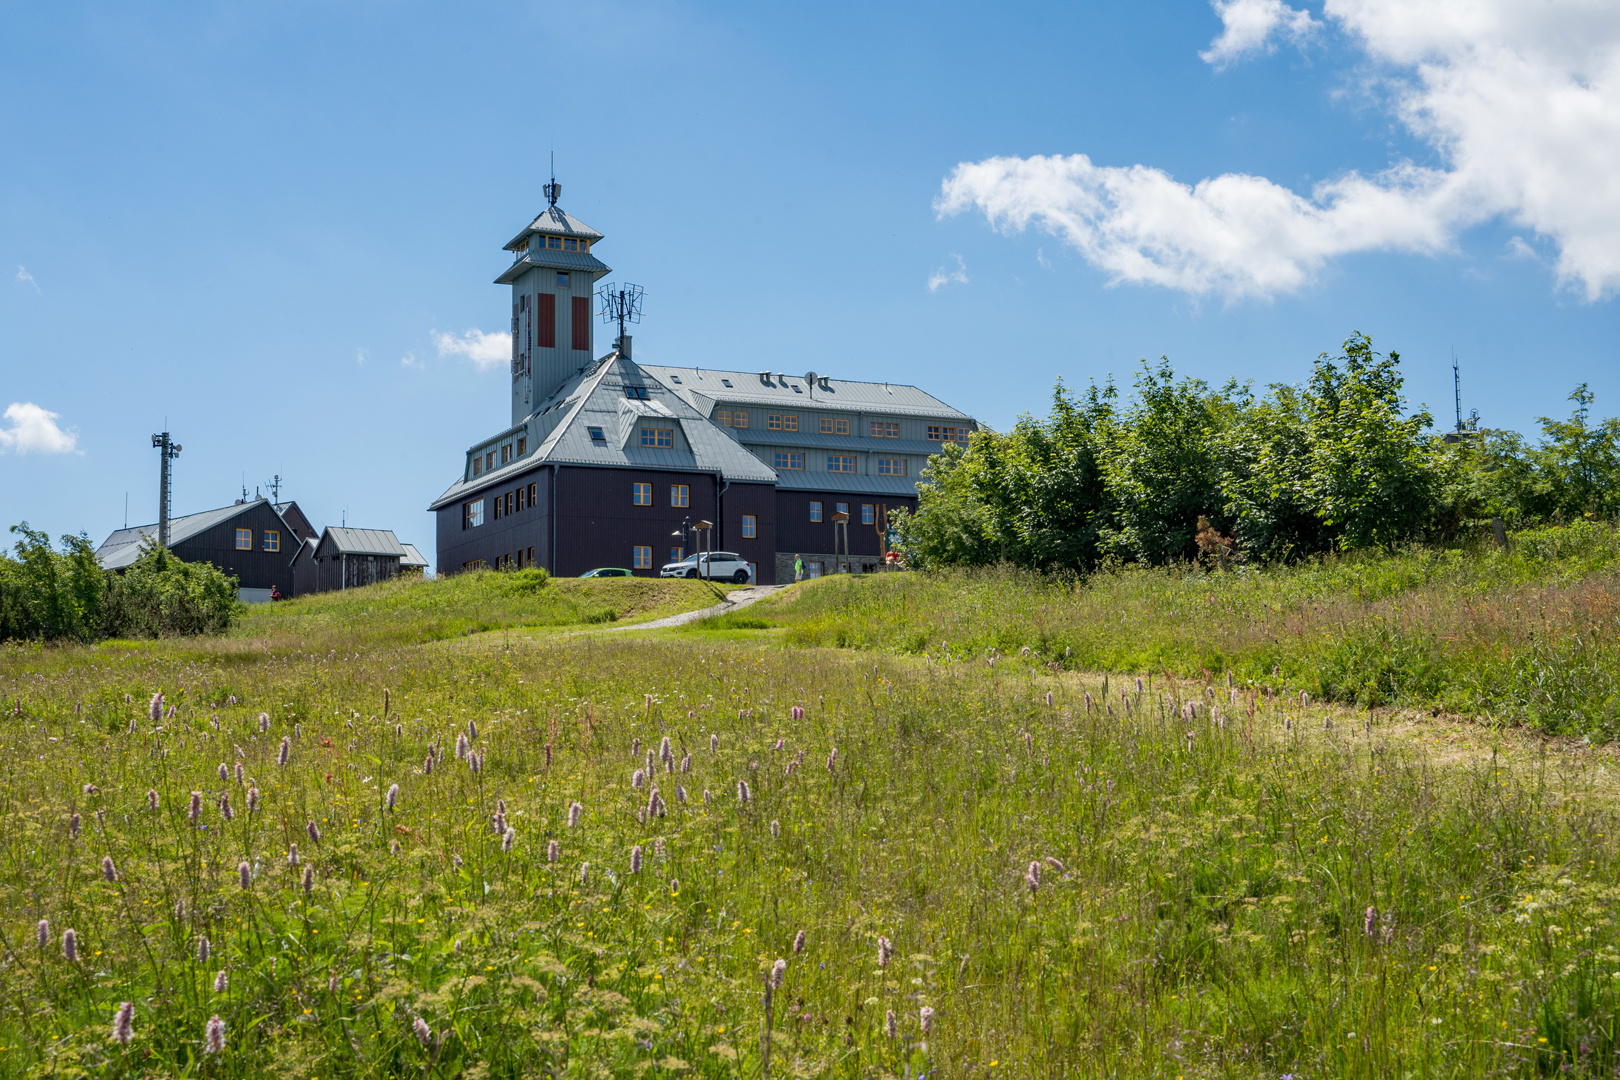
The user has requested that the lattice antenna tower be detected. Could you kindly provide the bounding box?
[596,282,645,346]
[150,431,182,548]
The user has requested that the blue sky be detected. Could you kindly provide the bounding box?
[4,1,1617,555]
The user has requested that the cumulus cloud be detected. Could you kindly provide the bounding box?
[400,352,424,370]
[938,0,1620,302]
[0,402,79,454]
[432,328,510,372]
[927,253,970,292]
[15,266,39,293]
[1200,0,1318,67]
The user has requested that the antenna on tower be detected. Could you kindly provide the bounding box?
[1453,349,1463,433]
[543,153,561,207]
[596,282,645,356]
[150,431,181,548]
[266,474,282,502]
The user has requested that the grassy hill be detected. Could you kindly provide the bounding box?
[4,538,1620,1077]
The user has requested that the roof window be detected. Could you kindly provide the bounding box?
[587,426,606,442]
[670,375,682,384]
[721,379,733,387]
[791,384,803,393]
[624,386,651,400]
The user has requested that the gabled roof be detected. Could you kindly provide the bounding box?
[400,543,430,569]
[639,365,974,421]
[504,205,604,250]
[318,528,408,558]
[429,351,777,511]
[95,498,287,571]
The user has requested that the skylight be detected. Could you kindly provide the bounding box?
[587,426,606,441]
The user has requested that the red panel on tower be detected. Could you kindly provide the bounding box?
[571,296,590,351]
[537,293,556,349]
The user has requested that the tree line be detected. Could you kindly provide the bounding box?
[897,332,1620,571]
[0,526,238,643]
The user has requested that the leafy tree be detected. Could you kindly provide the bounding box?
[1525,385,1620,521]
[0,524,105,642]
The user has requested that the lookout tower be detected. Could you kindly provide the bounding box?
[496,175,611,425]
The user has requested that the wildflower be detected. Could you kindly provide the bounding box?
[493,811,507,835]
[1364,906,1378,938]
[467,718,478,741]
[631,737,641,759]
[166,705,177,719]
[711,733,719,753]
[234,762,244,783]
[632,768,646,789]
[1045,690,1054,707]
[69,813,81,838]
[737,780,750,805]
[149,692,163,723]
[423,752,434,775]
[63,928,78,962]
[247,786,259,813]
[189,792,202,824]
[1135,677,1144,692]
[452,853,463,870]
[127,718,136,735]
[1025,861,1041,892]
[580,861,590,885]
[1284,717,1293,733]
[259,712,270,732]
[277,736,290,767]
[648,788,666,818]
[771,958,787,987]
[503,828,516,852]
[288,844,299,867]
[112,1001,134,1045]
[1023,731,1032,753]
[885,1009,897,1039]
[204,1014,225,1054]
[83,782,99,795]
[920,1005,934,1035]
[877,936,893,968]
[544,742,553,768]
[198,935,211,962]
[647,749,656,776]
[793,929,806,954]
[102,855,118,882]
[413,1016,432,1048]
[704,789,712,807]
[470,750,483,776]
[307,820,321,842]
[631,845,643,873]
[548,839,559,863]
[1301,690,1310,708]
[1084,691,1092,713]
[791,705,805,721]
[238,861,252,889]
[1045,856,1066,873]
[218,762,229,782]
[214,970,228,993]
[773,737,785,752]
[386,783,398,811]
[680,753,691,773]
[219,793,233,821]
[294,722,302,738]
[676,785,687,803]
[455,732,468,760]
[770,819,780,839]
[37,919,48,949]
[328,973,339,994]
[826,751,836,773]
[568,801,582,828]
[302,866,314,894]
[659,735,673,768]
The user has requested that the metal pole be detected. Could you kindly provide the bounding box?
[151,432,180,548]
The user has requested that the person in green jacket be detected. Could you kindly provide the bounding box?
[794,555,804,583]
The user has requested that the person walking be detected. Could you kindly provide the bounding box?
[794,554,804,583]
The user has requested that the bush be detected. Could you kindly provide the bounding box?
[102,542,239,638]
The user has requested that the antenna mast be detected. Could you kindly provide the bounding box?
[1453,351,1463,432]
[150,431,182,548]
[267,474,282,502]
[596,282,645,352]
[543,153,561,207]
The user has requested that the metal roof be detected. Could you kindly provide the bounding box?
[429,352,777,511]
[639,365,974,421]
[495,248,612,285]
[95,498,289,571]
[504,205,604,249]
[318,528,408,558]
[772,471,925,497]
[734,430,948,457]
[400,543,430,568]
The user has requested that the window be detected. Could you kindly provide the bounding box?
[463,558,487,571]
[820,417,850,435]
[515,548,524,568]
[772,451,803,470]
[632,482,652,506]
[506,492,515,516]
[877,457,908,477]
[927,425,971,446]
[472,456,482,476]
[556,271,570,287]
[572,296,590,350]
[587,426,606,441]
[501,444,512,464]
[235,528,252,550]
[537,293,556,348]
[809,501,823,522]
[806,560,823,579]
[827,455,856,472]
[721,378,733,387]
[464,499,485,528]
[527,546,535,565]
[862,504,875,525]
[493,497,502,520]
[719,408,749,428]
[263,530,280,552]
[671,484,689,508]
[640,427,674,448]
[517,437,526,455]
[516,486,526,511]
[633,545,652,569]
[766,413,797,432]
[624,386,651,400]
[671,375,682,383]
[870,421,899,438]
[527,482,537,505]
[486,452,495,470]
[741,514,757,538]
[836,502,849,517]
[670,547,685,562]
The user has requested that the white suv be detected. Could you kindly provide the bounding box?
[660,552,753,583]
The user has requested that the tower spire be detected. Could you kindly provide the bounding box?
[543,153,561,207]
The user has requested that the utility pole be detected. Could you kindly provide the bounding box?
[151,432,182,548]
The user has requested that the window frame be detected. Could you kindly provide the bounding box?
[772,451,804,471]
[670,484,690,508]
[632,482,652,506]
[827,454,856,473]
[263,530,280,552]
[741,514,757,539]
[877,457,908,477]
[639,427,674,449]
[809,501,823,523]
[819,416,850,436]
[861,504,875,525]
[869,421,900,438]
[235,528,252,551]
[465,499,485,528]
[632,545,652,570]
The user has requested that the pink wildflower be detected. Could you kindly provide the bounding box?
[63,928,78,962]
[204,1014,225,1054]
[302,866,314,894]
[277,736,290,767]
[307,820,321,843]
[568,801,582,828]
[69,813,81,838]
[214,970,228,993]
[503,827,516,852]
[771,958,786,987]
[386,783,398,811]
[188,792,202,824]
[877,936,893,968]
[37,919,48,949]
[630,845,643,873]
[793,929,806,954]
[112,1001,134,1045]
[548,839,559,863]
[791,705,804,721]
[885,1009,897,1039]
[920,1005,934,1035]
[413,1016,432,1047]
[197,935,210,962]
[102,855,118,882]
[149,692,163,723]
[238,861,251,889]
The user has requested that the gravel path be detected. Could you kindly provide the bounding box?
[607,583,787,630]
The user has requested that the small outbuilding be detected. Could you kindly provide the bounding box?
[311,527,410,592]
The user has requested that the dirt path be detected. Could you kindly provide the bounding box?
[602,583,787,630]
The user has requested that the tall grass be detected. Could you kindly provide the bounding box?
[760,521,1620,736]
[4,621,1620,1076]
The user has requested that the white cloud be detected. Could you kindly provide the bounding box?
[938,0,1620,302]
[0,402,79,454]
[15,266,39,293]
[927,253,969,292]
[355,347,368,365]
[1201,0,1318,67]
[400,352,424,371]
[433,328,510,372]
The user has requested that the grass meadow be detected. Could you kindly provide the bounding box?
[5,544,1620,1077]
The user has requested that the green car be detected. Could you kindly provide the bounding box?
[579,567,634,578]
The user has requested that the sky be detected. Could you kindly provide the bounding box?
[3,0,1618,559]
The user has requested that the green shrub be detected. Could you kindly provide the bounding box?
[101,542,239,638]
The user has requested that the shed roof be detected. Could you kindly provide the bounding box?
[319,528,408,558]
[773,471,926,497]
[400,543,430,568]
[95,498,287,570]
[639,365,974,421]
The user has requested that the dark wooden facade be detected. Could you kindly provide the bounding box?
[435,466,779,581]
[312,537,403,592]
[169,502,297,597]
[773,490,914,561]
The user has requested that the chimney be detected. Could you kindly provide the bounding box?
[616,334,632,360]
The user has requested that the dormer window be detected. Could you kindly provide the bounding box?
[624,386,651,400]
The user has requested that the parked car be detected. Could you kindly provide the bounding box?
[580,567,633,578]
[660,552,752,583]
